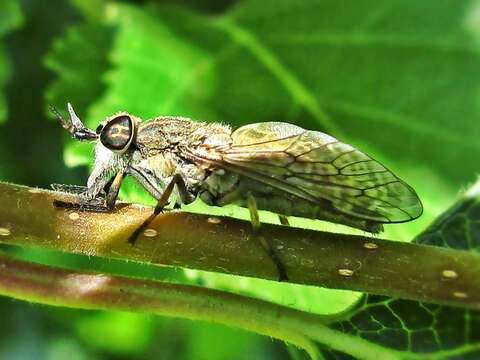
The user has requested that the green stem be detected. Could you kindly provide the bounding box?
[0,251,405,360]
[0,182,479,309]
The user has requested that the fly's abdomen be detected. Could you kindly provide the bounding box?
[249,191,382,233]
[200,172,383,233]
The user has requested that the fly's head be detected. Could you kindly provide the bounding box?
[91,111,141,176]
[53,103,142,196]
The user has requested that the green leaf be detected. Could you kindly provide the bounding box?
[0,0,23,122]
[0,0,23,37]
[186,322,269,360]
[0,45,9,122]
[322,181,480,358]
[45,23,115,117]
[74,312,155,355]
[44,22,115,168]
[89,4,217,119]
[69,0,108,22]
[215,0,480,187]
[414,181,480,251]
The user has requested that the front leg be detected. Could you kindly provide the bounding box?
[51,184,89,195]
[104,170,125,209]
[53,171,126,212]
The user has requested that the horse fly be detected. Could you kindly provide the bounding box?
[51,103,423,281]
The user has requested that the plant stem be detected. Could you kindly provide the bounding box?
[0,182,479,309]
[0,251,404,360]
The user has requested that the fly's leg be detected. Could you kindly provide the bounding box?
[247,192,261,232]
[104,171,125,209]
[53,171,125,212]
[128,174,193,244]
[54,197,109,212]
[51,184,88,194]
[278,215,290,226]
[247,193,288,282]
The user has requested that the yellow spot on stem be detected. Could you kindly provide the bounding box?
[143,229,158,237]
[338,268,354,277]
[363,242,378,250]
[442,269,459,279]
[69,212,80,221]
[453,291,468,299]
[0,228,11,236]
[207,217,222,224]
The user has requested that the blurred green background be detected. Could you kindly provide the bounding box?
[0,0,479,359]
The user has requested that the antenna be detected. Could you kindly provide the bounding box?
[49,103,97,141]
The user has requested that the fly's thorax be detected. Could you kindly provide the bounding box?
[135,117,198,154]
[135,116,232,157]
[192,123,232,148]
[131,116,233,197]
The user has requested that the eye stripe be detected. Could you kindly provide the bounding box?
[108,126,130,138]
[100,115,134,152]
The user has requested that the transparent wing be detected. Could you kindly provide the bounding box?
[208,122,423,223]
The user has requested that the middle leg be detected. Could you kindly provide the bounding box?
[128,174,193,244]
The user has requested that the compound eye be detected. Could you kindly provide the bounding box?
[100,115,134,152]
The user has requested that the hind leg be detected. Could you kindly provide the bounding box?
[278,215,290,226]
[247,193,288,282]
